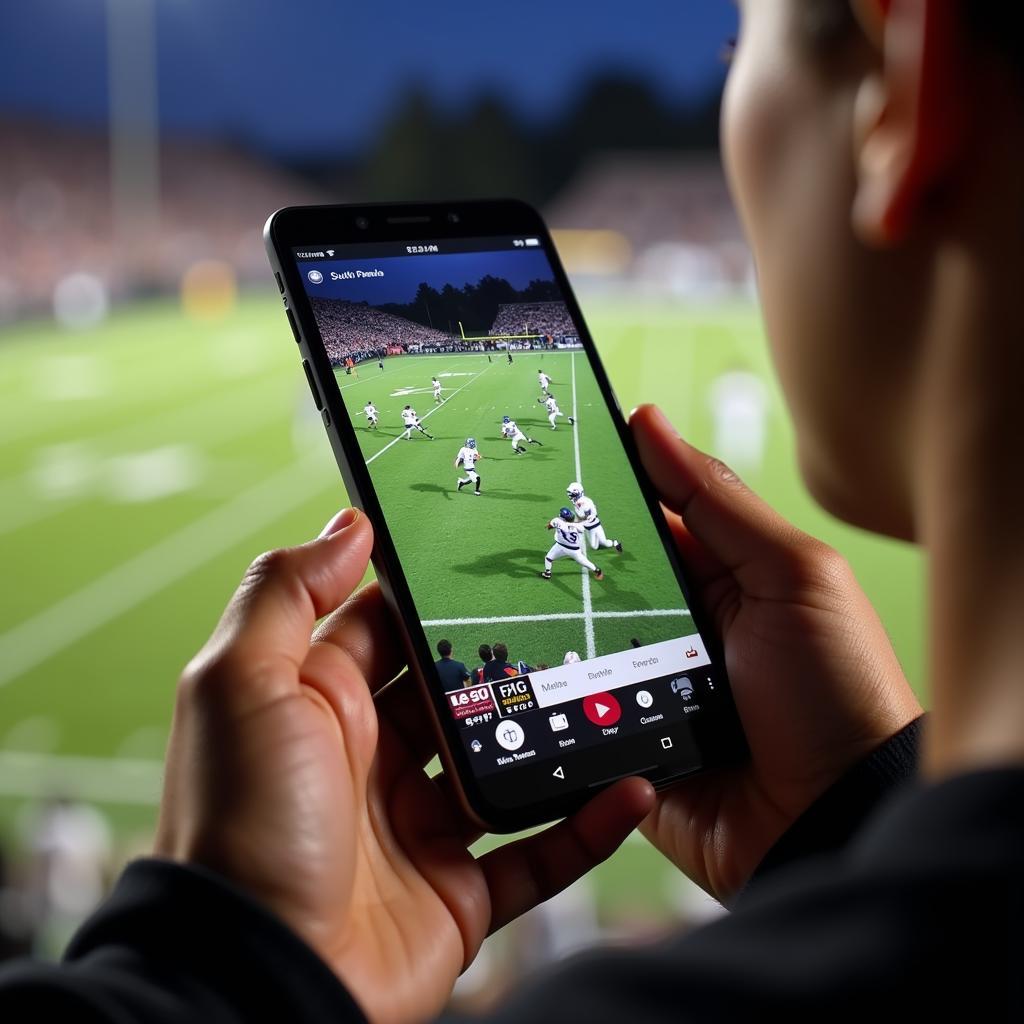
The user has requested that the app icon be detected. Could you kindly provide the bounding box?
[635,690,654,709]
[661,737,674,750]
[670,676,694,700]
[495,719,525,751]
[582,692,621,727]
[307,269,324,284]
[549,712,569,732]
[552,766,565,780]
[470,739,482,753]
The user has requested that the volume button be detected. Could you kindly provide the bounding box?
[301,359,323,410]
[285,308,301,344]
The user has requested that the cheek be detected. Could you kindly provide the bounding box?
[723,39,908,527]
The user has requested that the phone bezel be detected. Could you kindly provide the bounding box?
[265,198,746,832]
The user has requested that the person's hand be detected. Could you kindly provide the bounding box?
[630,405,922,903]
[155,509,654,1023]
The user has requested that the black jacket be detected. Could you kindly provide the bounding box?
[3,716,1021,1020]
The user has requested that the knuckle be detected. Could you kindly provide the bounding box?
[244,547,294,587]
[177,647,248,707]
[791,538,854,597]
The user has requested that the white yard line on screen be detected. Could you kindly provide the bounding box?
[365,365,491,466]
[570,351,597,659]
[0,455,334,689]
[421,609,691,627]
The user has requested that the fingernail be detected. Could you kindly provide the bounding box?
[319,507,359,538]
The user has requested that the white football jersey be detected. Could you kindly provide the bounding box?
[432,380,441,391]
[457,446,478,469]
[550,520,583,548]
[401,409,418,426]
[364,404,377,418]
[539,373,550,388]
[574,496,600,527]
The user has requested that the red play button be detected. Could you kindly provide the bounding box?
[582,692,621,727]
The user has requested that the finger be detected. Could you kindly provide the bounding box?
[374,672,443,771]
[478,777,655,933]
[661,503,727,592]
[312,582,406,692]
[630,405,815,592]
[190,510,374,702]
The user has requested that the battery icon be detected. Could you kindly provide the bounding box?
[525,238,540,247]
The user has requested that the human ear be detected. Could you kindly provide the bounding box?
[850,0,968,247]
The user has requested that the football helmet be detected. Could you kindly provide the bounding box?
[566,482,583,500]
[467,438,477,449]
[559,506,575,522]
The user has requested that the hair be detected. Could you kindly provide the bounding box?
[492,643,509,662]
[436,639,452,658]
[478,643,493,662]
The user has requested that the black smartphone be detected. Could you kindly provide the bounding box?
[265,199,746,832]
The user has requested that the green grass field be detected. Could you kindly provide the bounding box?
[341,350,693,676]
[0,294,925,919]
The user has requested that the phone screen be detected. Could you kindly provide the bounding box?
[290,232,737,813]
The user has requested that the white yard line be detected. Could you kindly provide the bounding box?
[0,455,335,689]
[570,351,597,659]
[365,364,491,466]
[0,750,163,804]
[422,609,691,627]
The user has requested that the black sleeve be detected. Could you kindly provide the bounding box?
[736,712,926,902]
[460,767,1024,1021]
[0,859,366,1023]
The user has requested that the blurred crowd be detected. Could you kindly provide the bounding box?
[0,121,748,329]
[488,301,576,340]
[310,298,453,362]
[312,299,584,365]
[0,119,323,322]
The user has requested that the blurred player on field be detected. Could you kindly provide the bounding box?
[364,401,379,429]
[541,507,603,580]
[538,370,552,396]
[401,405,434,440]
[501,415,542,455]
[544,394,574,430]
[455,438,483,495]
[567,482,622,552]
[432,376,443,404]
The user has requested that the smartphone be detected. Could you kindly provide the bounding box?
[265,200,746,832]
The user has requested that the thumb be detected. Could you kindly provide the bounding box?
[188,508,374,708]
[630,405,819,593]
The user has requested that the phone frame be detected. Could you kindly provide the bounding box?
[265,199,746,833]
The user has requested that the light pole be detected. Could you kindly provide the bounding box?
[106,0,160,285]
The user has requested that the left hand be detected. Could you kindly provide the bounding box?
[155,509,653,1024]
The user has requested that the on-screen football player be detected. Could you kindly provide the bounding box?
[567,482,622,552]
[541,507,603,580]
[455,437,483,495]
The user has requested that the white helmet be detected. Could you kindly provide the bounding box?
[563,651,581,665]
[566,482,584,500]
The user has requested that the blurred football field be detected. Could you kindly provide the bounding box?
[0,295,924,916]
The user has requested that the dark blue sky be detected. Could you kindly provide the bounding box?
[0,1,735,158]
[302,248,554,305]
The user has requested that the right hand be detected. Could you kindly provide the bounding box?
[630,405,922,903]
